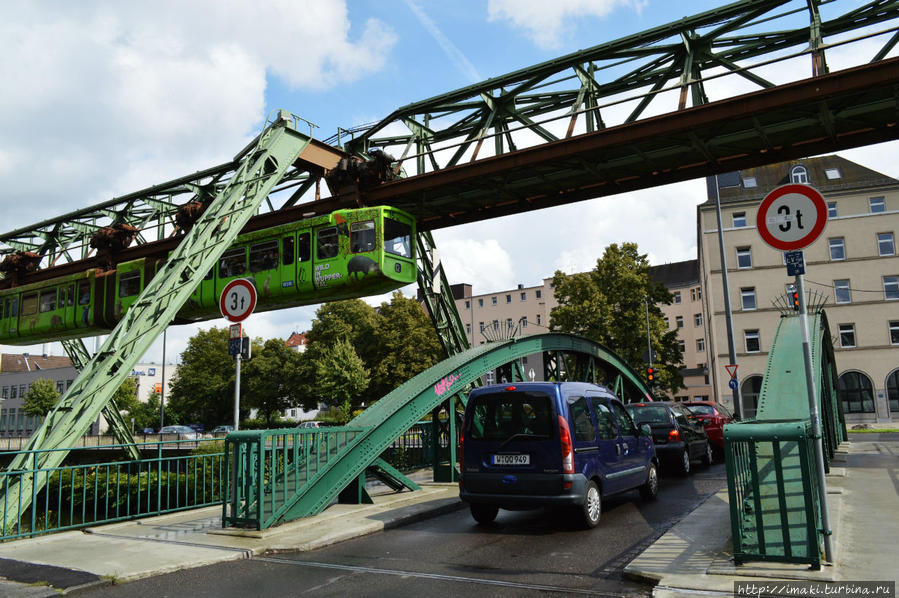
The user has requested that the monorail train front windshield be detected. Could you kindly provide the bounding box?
[384,217,412,258]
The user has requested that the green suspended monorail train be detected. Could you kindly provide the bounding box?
[0,206,416,345]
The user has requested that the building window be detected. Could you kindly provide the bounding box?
[736,247,752,269]
[696,338,705,352]
[492,320,499,331]
[66,380,73,389]
[840,371,875,413]
[478,298,483,307]
[839,323,856,348]
[829,237,845,261]
[536,314,542,326]
[535,290,542,299]
[506,318,513,329]
[690,288,696,301]
[884,276,899,300]
[56,381,64,393]
[694,313,703,327]
[890,321,899,345]
[745,330,761,353]
[491,296,497,305]
[888,370,899,413]
[673,291,681,304]
[466,323,471,335]
[790,165,809,184]
[520,292,526,301]
[1,386,7,399]
[741,376,764,419]
[743,176,757,188]
[697,287,702,300]
[732,212,747,228]
[869,196,886,213]
[479,322,485,333]
[505,294,511,304]
[741,287,757,310]
[675,315,684,328]
[827,201,838,218]
[9,386,17,399]
[877,232,895,256]
[520,317,527,328]
[825,168,841,180]
[464,300,470,310]
[834,279,851,304]
[678,340,686,353]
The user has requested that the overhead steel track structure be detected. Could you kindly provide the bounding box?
[307,0,899,229]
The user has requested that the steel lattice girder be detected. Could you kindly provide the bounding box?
[0,112,316,529]
[299,0,899,230]
[266,333,650,524]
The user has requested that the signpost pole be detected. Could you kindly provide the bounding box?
[795,272,833,563]
[233,352,241,432]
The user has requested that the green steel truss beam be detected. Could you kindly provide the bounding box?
[0,113,334,270]
[333,0,899,178]
[0,111,316,528]
[60,339,142,461]
[415,231,470,357]
[260,333,650,525]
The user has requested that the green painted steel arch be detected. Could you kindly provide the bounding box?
[274,333,649,523]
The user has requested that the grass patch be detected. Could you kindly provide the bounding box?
[848,428,899,434]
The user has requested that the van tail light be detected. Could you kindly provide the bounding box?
[668,429,681,442]
[558,415,574,474]
[458,426,465,485]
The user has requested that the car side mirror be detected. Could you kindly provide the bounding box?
[640,423,652,437]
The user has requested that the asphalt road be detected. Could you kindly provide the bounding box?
[77,464,729,597]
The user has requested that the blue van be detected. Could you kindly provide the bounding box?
[459,382,658,528]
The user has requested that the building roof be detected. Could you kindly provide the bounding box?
[650,259,698,288]
[285,332,307,348]
[703,155,898,205]
[1,354,73,373]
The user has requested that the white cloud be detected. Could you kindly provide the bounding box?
[487,0,645,49]
[0,1,396,227]
[430,237,517,293]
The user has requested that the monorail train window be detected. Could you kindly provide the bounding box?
[22,293,38,316]
[350,221,375,253]
[298,233,311,262]
[219,247,247,278]
[282,237,294,266]
[64,285,75,307]
[119,271,142,298]
[384,217,411,257]
[39,290,57,313]
[249,240,279,273]
[205,268,214,281]
[78,282,91,306]
[317,227,338,259]
[8,298,17,317]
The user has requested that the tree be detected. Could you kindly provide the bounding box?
[550,242,684,395]
[167,327,262,427]
[304,299,381,366]
[314,339,369,424]
[110,377,140,414]
[243,338,305,426]
[22,379,59,417]
[368,291,444,399]
[129,391,162,432]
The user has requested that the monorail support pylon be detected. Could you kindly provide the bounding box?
[1,111,322,529]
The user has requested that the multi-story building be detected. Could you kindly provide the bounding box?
[0,353,82,436]
[698,155,898,423]
[650,260,713,402]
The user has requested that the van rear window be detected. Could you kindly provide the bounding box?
[466,391,555,441]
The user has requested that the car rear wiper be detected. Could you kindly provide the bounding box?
[498,433,549,449]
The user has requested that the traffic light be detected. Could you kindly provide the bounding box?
[791,290,800,311]
[646,367,655,384]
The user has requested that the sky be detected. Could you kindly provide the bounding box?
[2,0,897,364]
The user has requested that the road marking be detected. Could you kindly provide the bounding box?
[256,556,637,596]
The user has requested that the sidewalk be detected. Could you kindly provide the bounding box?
[624,435,899,596]
[0,435,895,596]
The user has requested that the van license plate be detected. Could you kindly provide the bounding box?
[493,454,529,465]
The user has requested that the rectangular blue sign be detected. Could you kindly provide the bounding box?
[785,250,805,276]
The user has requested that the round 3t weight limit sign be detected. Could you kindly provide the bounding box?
[756,184,827,251]
[219,279,257,323]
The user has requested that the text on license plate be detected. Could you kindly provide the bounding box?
[492,454,529,465]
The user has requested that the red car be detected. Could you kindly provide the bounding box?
[682,401,735,461]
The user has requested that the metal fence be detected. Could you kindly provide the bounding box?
[222,427,368,530]
[0,438,225,541]
[724,420,822,569]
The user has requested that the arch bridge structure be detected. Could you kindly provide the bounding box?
[0,0,895,533]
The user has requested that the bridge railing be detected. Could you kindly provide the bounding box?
[724,420,822,570]
[222,427,368,530]
[0,438,225,541]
